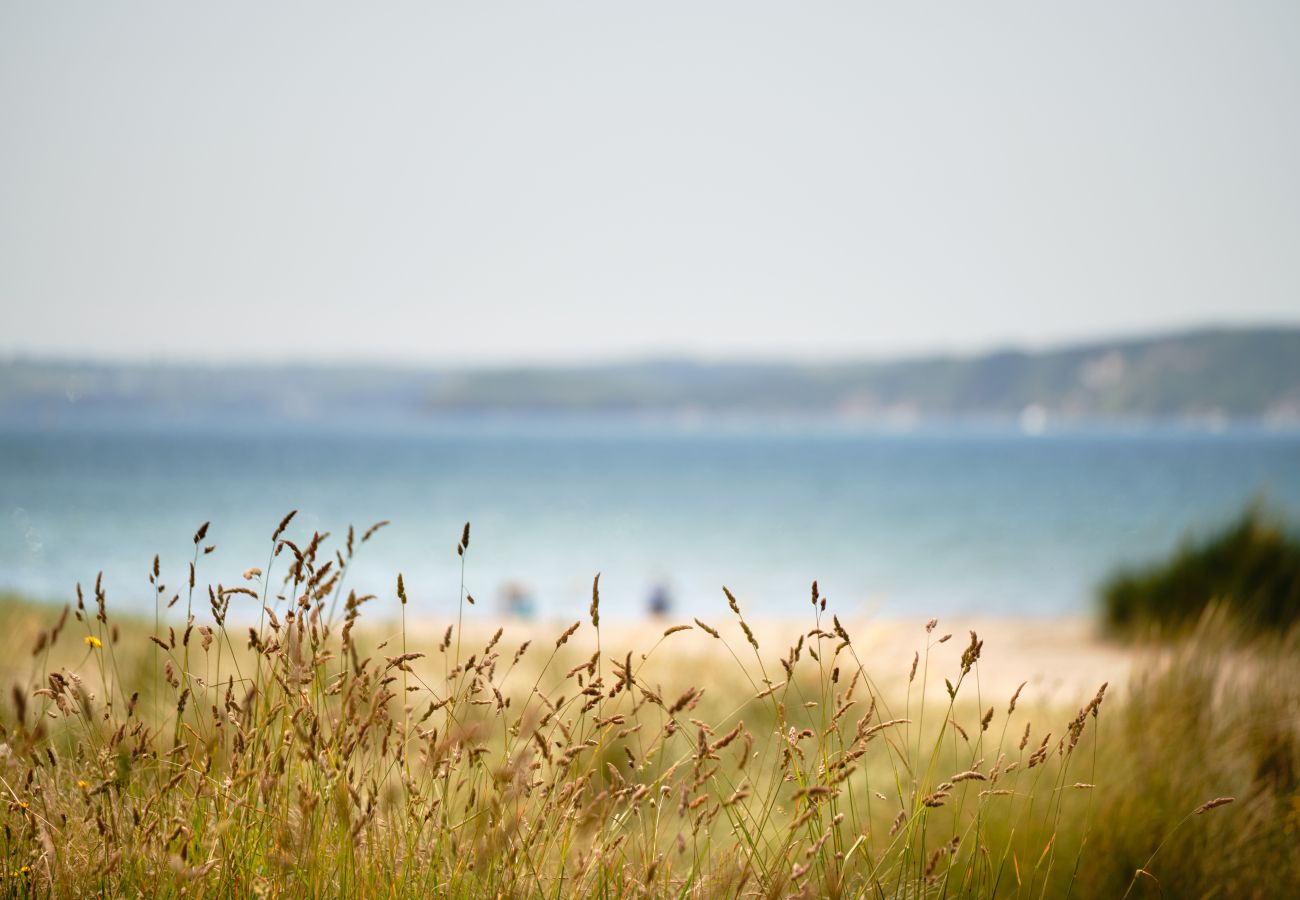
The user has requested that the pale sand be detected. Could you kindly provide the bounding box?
[401,613,1134,709]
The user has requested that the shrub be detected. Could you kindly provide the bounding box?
[1101,505,1300,635]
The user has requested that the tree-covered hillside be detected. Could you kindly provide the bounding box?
[2,327,1298,424]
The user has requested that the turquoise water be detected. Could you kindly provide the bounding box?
[2,420,1298,621]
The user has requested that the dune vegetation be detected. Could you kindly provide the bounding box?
[1101,504,1300,636]
[0,516,1292,897]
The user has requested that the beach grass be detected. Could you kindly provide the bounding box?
[1101,503,1300,636]
[0,518,1292,897]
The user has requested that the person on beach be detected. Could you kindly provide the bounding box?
[501,581,537,620]
[647,582,671,618]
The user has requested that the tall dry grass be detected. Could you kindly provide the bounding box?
[0,517,1288,898]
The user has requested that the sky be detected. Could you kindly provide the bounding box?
[2,2,1298,365]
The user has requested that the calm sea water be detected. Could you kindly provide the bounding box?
[2,420,1298,621]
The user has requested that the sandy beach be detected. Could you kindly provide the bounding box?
[402,612,1133,709]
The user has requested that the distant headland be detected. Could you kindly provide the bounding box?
[3,326,1299,427]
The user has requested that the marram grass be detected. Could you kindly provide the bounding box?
[0,517,1291,898]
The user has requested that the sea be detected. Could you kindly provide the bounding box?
[2,418,1298,623]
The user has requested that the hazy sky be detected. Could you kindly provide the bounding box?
[2,2,1298,365]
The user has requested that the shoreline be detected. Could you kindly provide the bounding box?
[0,590,1131,705]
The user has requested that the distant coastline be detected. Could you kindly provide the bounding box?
[3,325,1299,428]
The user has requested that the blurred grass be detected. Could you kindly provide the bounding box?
[1101,504,1300,635]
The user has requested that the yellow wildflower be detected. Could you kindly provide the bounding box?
[84,635,102,649]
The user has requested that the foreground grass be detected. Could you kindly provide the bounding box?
[0,518,1292,898]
